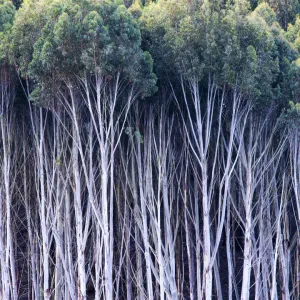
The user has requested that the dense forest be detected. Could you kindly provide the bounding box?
[0,0,300,299]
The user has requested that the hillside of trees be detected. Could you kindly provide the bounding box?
[0,0,300,299]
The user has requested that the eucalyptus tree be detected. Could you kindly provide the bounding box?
[0,1,17,299]
[139,1,299,299]
[0,67,18,300]
[11,0,156,298]
[284,102,300,299]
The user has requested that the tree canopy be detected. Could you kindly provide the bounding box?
[1,0,300,110]
[11,0,157,100]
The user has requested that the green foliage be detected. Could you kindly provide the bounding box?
[254,2,277,26]
[0,0,14,32]
[138,0,297,108]
[0,0,15,61]
[128,0,143,19]
[139,0,180,80]
[2,0,300,110]
[288,100,300,114]
[286,16,300,54]
[242,10,278,102]
[11,0,157,98]
[11,0,48,75]
[125,126,144,143]
[259,0,300,29]
[12,0,22,9]
[281,100,300,129]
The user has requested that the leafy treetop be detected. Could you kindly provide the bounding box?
[11,0,157,99]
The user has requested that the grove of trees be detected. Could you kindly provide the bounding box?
[0,0,300,299]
